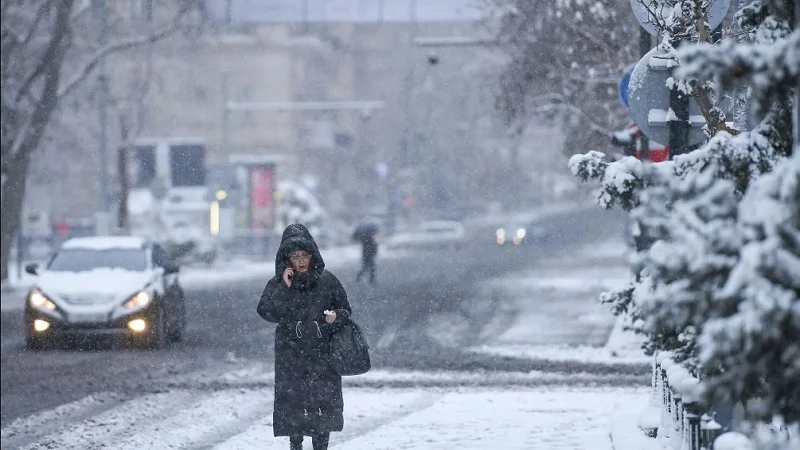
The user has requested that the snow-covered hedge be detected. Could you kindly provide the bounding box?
[567,0,799,431]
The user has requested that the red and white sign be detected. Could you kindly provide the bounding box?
[250,166,274,230]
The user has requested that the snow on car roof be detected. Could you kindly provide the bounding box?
[61,236,148,251]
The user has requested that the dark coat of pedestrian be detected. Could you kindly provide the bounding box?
[257,224,353,450]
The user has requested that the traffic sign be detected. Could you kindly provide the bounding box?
[627,47,707,146]
[619,65,635,108]
[630,0,730,37]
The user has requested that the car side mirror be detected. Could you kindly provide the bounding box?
[25,263,39,276]
[163,262,180,274]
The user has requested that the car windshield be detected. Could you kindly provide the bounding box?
[47,248,148,272]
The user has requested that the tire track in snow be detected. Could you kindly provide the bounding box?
[1,391,126,449]
[114,388,273,450]
[16,390,198,450]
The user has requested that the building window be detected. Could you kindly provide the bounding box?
[169,144,206,187]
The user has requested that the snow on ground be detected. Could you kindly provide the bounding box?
[1,384,650,450]
[467,234,650,365]
[610,393,663,450]
[164,361,648,390]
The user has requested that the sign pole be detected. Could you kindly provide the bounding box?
[668,37,690,159]
[639,28,651,161]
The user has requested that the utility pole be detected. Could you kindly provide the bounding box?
[221,72,230,154]
[400,0,418,168]
[412,35,496,205]
[92,0,110,221]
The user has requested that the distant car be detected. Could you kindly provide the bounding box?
[388,220,467,251]
[495,223,547,247]
[23,236,187,350]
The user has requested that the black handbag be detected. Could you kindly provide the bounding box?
[330,320,371,376]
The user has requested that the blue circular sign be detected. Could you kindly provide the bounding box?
[619,65,634,108]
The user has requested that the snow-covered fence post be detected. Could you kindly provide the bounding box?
[701,414,723,449]
[639,353,664,437]
[659,357,675,446]
[682,401,702,450]
[677,375,702,450]
[666,363,688,450]
[672,388,684,450]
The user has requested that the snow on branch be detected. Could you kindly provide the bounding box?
[673,104,789,193]
[568,151,645,210]
[677,30,799,116]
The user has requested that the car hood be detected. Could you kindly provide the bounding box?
[36,268,155,300]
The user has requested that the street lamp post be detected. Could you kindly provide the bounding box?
[92,0,111,219]
[411,36,496,205]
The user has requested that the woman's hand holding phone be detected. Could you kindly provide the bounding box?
[282,267,294,288]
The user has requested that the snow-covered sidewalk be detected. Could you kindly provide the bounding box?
[0,382,650,450]
[467,234,648,365]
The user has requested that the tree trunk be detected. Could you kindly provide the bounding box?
[0,0,75,281]
[0,152,33,281]
[117,115,131,232]
[117,145,130,231]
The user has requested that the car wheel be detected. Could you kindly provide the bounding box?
[26,332,47,351]
[143,308,167,349]
[168,293,187,343]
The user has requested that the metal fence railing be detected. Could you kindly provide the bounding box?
[640,351,730,450]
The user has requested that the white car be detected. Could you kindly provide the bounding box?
[23,236,186,350]
[388,220,467,251]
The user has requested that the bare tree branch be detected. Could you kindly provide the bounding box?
[57,3,192,100]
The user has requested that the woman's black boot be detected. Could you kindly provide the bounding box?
[312,432,330,450]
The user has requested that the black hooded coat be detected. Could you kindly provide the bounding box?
[256,224,352,437]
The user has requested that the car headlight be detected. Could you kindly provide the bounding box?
[29,289,57,311]
[515,228,526,239]
[123,291,152,309]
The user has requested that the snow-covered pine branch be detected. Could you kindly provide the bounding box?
[698,152,800,423]
[568,151,645,210]
[633,163,742,369]
[566,1,798,425]
[671,104,788,194]
[677,30,799,118]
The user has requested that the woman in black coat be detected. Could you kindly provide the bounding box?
[257,224,352,450]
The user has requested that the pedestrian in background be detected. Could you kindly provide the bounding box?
[352,222,379,285]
